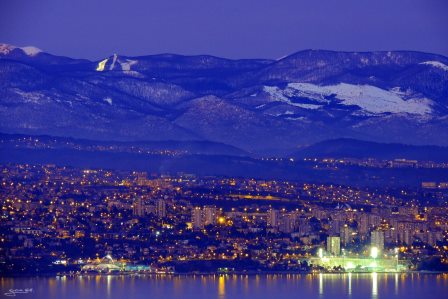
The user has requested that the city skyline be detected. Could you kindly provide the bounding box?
[2,164,446,274]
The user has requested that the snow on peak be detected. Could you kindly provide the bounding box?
[264,83,433,116]
[0,43,15,55]
[20,46,42,56]
[420,61,448,71]
[0,44,42,56]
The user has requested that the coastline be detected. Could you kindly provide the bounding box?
[2,270,447,278]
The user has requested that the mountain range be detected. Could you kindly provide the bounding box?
[1,43,448,155]
[293,138,448,162]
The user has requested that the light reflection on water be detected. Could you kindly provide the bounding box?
[348,272,352,296]
[1,273,447,299]
[319,273,323,296]
[218,276,225,298]
[372,272,378,298]
[395,273,398,295]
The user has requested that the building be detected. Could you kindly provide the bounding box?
[279,214,296,233]
[156,199,166,218]
[132,198,145,217]
[438,182,448,189]
[329,219,342,235]
[191,207,204,230]
[203,206,217,226]
[327,236,341,256]
[371,230,385,252]
[389,159,417,168]
[422,182,437,189]
[267,209,280,228]
[368,214,381,228]
[297,216,311,236]
[399,229,412,245]
[340,224,352,246]
[358,214,369,236]
[136,172,149,186]
[190,206,218,229]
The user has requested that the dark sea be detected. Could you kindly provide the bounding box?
[1,273,446,299]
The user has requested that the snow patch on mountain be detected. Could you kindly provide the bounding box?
[13,89,46,103]
[269,110,296,117]
[120,59,136,71]
[263,86,323,110]
[109,54,118,70]
[294,103,322,110]
[264,83,433,115]
[263,86,288,101]
[420,61,448,71]
[96,58,108,71]
[119,59,143,77]
[103,97,113,105]
[20,46,42,56]
[286,116,307,121]
[284,83,330,103]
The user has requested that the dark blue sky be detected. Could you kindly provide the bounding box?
[1,0,447,60]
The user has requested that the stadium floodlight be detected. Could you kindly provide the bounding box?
[318,248,324,259]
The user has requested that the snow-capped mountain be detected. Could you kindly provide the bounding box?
[0,44,42,56]
[1,43,447,154]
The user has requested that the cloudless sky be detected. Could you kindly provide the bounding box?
[0,0,447,60]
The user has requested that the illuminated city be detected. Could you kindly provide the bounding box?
[1,164,447,276]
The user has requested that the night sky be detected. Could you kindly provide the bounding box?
[1,0,447,60]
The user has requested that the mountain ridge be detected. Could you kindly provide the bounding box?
[293,138,448,162]
[1,43,447,154]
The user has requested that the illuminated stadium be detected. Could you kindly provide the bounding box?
[81,255,122,272]
[81,255,151,273]
[308,256,406,272]
[307,247,409,272]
